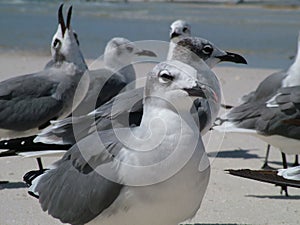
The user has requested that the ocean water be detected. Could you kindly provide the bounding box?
[1,0,300,68]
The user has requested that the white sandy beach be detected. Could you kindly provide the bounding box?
[0,51,299,225]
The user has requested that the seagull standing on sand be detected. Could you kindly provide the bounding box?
[24,60,216,225]
[73,37,156,115]
[0,37,156,155]
[0,4,89,141]
[214,32,300,169]
[167,20,191,60]
[34,36,247,146]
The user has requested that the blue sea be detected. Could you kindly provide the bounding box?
[1,0,300,68]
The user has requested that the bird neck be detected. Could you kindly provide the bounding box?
[167,41,176,60]
[171,50,201,69]
[104,56,136,84]
[284,45,300,87]
[141,97,198,132]
[104,54,129,71]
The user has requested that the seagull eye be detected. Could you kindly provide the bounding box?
[202,45,213,55]
[126,46,133,52]
[53,38,61,49]
[183,27,188,33]
[158,70,174,83]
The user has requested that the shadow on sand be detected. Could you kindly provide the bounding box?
[182,224,251,225]
[0,181,27,190]
[246,194,300,200]
[207,149,260,160]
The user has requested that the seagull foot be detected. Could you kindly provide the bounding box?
[261,162,276,170]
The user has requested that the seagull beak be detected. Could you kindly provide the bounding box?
[184,82,218,102]
[171,32,181,39]
[66,6,73,29]
[216,51,247,64]
[58,4,66,36]
[135,49,157,57]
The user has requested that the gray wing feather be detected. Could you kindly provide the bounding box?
[94,87,144,130]
[35,131,123,225]
[245,70,287,101]
[73,69,127,115]
[256,86,300,139]
[37,87,144,145]
[0,73,63,130]
[226,70,287,129]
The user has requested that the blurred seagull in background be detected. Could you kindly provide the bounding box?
[73,37,156,115]
[167,20,191,60]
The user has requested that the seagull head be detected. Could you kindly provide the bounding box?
[50,4,86,69]
[104,37,156,70]
[169,20,191,41]
[144,60,217,110]
[172,37,247,68]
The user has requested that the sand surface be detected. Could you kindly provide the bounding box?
[0,52,299,225]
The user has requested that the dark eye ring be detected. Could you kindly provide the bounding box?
[202,45,213,54]
[126,46,133,52]
[183,27,188,32]
[158,70,174,83]
[53,39,61,48]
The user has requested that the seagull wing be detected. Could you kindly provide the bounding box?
[0,73,63,131]
[73,69,127,115]
[32,130,124,225]
[256,86,300,139]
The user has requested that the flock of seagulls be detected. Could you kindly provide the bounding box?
[0,3,299,224]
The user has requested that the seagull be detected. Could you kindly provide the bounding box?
[0,38,156,156]
[167,20,191,60]
[24,60,215,225]
[73,37,156,116]
[214,32,300,170]
[0,4,91,172]
[0,4,89,141]
[33,36,247,146]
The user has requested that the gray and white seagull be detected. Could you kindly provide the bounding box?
[214,32,300,169]
[24,60,216,225]
[0,37,156,155]
[167,19,191,60]
[0,4,89,141]
[73,37,156,116]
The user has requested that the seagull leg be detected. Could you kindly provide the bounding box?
[282,152,288,169]
[280,152,289,196]
[261,145,275,170]
[293,155,299,167]
[36,157,44,171]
